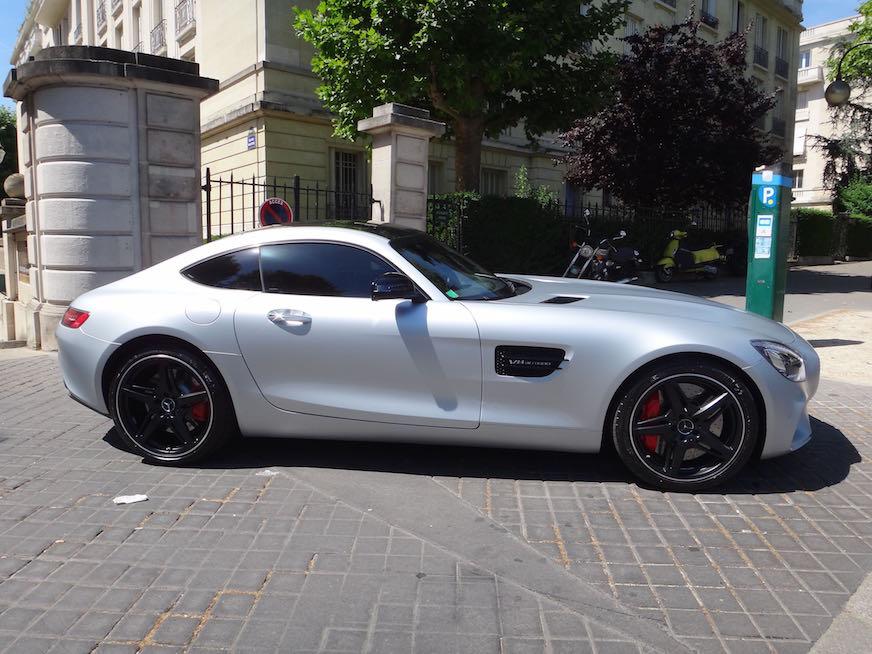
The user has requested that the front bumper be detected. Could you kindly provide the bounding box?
[57,324,118,416]
[748,335,820,459]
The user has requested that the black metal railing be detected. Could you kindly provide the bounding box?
[96,1,107,33]
[427,195,747,269]
[753,46,769,68]
[150,20,167,53]
[775,56,789,78]
[201,168,376,241]
[175,0,196,38]
[700,11,719,29]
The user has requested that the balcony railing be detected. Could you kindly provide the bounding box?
[775,56,789,79]
[132,41,143,54]
[753,46,769,68]
[797,66,824,86]
[175,0,196,39]
[700,11,719,29]
[96,1,107,34]
[772,118,786,137]
[112,0,123,16]
[73,23,82,44]
[151,20,167,54]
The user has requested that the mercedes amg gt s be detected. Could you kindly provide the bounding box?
[57,223,819,491]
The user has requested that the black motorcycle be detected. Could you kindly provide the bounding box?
[564,217,642,284]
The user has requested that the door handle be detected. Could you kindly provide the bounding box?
[267,309,312,326]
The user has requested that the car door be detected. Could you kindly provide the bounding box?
[234,241,482,428]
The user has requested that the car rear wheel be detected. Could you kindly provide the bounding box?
[611,359,759,491]
[108,347,236,463]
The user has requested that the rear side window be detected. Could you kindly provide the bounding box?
[261,242,395,297]
[183,248,262,291]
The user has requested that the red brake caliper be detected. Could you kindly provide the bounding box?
[190,401,210,422]
[640,391,662,453]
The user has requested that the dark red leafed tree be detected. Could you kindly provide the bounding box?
[560,16,782,209]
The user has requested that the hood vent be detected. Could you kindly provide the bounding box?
[542,295,585,304]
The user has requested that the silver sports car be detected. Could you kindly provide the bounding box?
[57,223,819,491]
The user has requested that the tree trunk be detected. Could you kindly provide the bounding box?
[453,117,485,192]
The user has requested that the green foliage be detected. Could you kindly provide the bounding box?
[792,209,835,257]
[513,165,557,209]
[847,214,872,257]
[431,194,567,274]
[839,177,872,217]
[829,2,872,85]
[0,106,18,198]
[294,0,629,190]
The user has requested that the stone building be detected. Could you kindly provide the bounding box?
[10,0,805,210]
[791,15,862,211]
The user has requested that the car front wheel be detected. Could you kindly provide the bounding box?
[108,347,236,463]
[611,359,759,491]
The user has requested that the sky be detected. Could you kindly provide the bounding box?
[0,0,864,110]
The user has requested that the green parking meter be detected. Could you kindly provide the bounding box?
[745,164,793,322]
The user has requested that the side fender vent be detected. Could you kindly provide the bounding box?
[542,296,585,304]
[495,346,566,378]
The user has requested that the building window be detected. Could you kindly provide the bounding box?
[700,0,718,29]
[733,1,745,33]
[799,49,811,68]
[796,91,808,111]
[623,15,642,54]
[481,168,508,197]
[793,125,807,157]
[428,161,444,196]
[775,27,789,78]
[332,150,366,219]
[792,169,804,189]
[754,15,769,68]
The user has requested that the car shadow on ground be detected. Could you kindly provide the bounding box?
[103,416,859,496]
[650,267,872,299]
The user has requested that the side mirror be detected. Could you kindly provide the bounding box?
[371,272,424,302]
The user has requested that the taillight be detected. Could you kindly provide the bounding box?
[62,307,90,329]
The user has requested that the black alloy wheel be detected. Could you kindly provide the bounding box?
[109,348,236,463]
[612,360,759,491]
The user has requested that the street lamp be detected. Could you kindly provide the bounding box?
[825,40,872,107]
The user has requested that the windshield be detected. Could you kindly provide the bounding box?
[390,234,515,300]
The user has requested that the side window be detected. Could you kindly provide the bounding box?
[261,243,395,297]
[183,248,262,291]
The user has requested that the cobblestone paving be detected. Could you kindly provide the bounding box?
[0,351,870,653]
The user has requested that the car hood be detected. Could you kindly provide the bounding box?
[496,274,797,344]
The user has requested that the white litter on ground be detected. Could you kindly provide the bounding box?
[112,494,148,505]
[255,469,280,477]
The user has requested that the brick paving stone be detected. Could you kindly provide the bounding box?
[1,352,872,652]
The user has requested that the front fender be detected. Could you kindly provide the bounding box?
[656,256,675,267]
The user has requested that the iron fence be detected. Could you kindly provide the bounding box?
[201,168,375,241]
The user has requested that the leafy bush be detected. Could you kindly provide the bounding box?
[460,195,568,275]
[793,208,835,257]
[839,178,872,218]
[847,214,872,258]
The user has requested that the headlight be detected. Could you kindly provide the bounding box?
[752,340,806,382]
[579,244,594,258]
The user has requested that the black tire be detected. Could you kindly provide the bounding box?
[655,264,674,283]
[703,267,719,281]
[108,346,237,464]
[611,358,759,492]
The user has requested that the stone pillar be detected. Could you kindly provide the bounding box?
[357,103,445,231]
[4,46,217,350]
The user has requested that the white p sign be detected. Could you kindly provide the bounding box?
[758,185,777,208]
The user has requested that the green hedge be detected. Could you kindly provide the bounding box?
[462,196,567,275]
[840,178,872,218]
[847,215,872,258]
[793,208,835,257]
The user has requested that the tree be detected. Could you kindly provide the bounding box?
[294,0,629,191]
[560,16,781,209]
[0,106,18,197]
[816,1,872,209]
